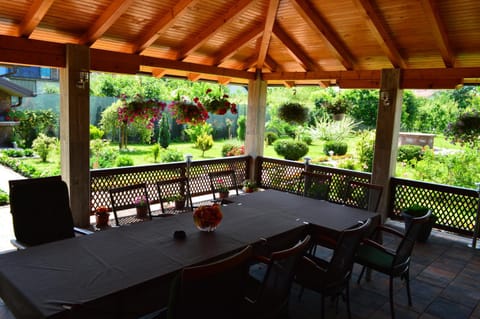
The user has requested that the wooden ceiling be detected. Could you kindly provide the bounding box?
[0,0,479,88]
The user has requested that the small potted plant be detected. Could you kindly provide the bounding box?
[401,205,436,242]
[95,206,110,228]
[324,96,350,121]
[242,179,257,193]
[216,179,230,199]
[166,194,186,210]
[134,195,149,218]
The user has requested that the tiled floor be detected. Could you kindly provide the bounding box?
[1,204,479,318]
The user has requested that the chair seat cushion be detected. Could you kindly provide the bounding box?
[356,243,394,272]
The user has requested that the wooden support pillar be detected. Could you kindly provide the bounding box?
[59,44,90,227]
[372,69,403,222]
[245,71,267,179]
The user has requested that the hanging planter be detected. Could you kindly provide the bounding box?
[168,97,209,125]
[277,102,309,125]
[202,88,238,115]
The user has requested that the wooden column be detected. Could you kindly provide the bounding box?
[59,44,90,227]
[372,69,403,222]
[245,72,267,179]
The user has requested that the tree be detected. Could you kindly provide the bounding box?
[158,114,170,149]
[195,133,213,157]
[344,89,378,129]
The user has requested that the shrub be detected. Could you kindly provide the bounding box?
[237,115,246,140]
[301,134,313,145]
[308,116,359,142]
[32,134,58,162]
[221,143,236,157]
[226,145,245,156]
[265,132,279,145]
[90,139,117,168]
[397,145,424,163]
[278,102,309,124]
[195,133,214,157]
[158,115,170,148]
[0,191,8,206]
[185,123,213,143]
[160,148,183,163]
[323,141,348,156]
[14,109,56,148]
[152,144,160,162]
[115,155,134,167]
[356,130,375,172]
[3,149,24,157]
[273,140,309,161]
[89,124,104,140]
[23,149,34,157]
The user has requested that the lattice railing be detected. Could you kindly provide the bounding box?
[390,178,478,235]
[90,156,251,213]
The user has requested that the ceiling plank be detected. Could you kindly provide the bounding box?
[272,24,316,71]
[290,0,355,70]
[214,25,264,65]
[256,0,281,69]
[178,0,254,60]
[133,0,200,54]
[18,0,55,37]
[420,0,455,68]
[79,0,136,46]
[352,0,407,68]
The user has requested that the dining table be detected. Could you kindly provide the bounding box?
[0,189,378,319]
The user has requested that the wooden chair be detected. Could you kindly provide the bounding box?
[109,182,152,226]
[355,211,431,319]
[344,180,383,212]
[167,245,253,319]
[208,170,239,201]
[295,219,371,319]
[8,176,92,249]
[156,177,193,215]
[297,171,332,200]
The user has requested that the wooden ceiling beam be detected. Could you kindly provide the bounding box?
[290,0,355,70]
[79,0,135,46]
[217,77,231,85]
[213,25,264,66]
[0,35,65,67]
[352,0,407,69]
[256,0,281,70]
[178,0,254,60]
[264,55,279,72]
[133,0,199,54]
[18,0,55,37]
[151,68,166,78]
[420,0,455,68]
[187,73,201,81]
[272,24,316,72]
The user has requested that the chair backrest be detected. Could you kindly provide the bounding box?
[9,176,75,246]
[344,180,383,212]
[297,172,332,200]
[394,210,432,268]
[208,169,239,200]
[255,234,311,314]
[109,182,152,226]
[169,245,253,319]
[157,177,193,214]
[326,219,372,283]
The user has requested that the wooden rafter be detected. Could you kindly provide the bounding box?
[152,68,166,78]
[256,0,281,70]
[420,0,455,68]
[272,24,316,72]
[79,0,135,46]
[290,0,354,70]
[178,0,254,60]
[352,0,407,68]
[217,77,231,85]
[213,25,264,66]
[18,0,55,37]
[264,55,278,72]
[187,73,201,81]
[133,0,199,54]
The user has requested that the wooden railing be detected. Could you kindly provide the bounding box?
[89,155,479,236]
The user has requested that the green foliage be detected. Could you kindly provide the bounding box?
[115,155,134,167]
[225,145,245,156]
[160,148,183,162]
[89,124,104,140]
[397,145,424,163]
[221,143,236,157]
[343,89,378,128]
[277,102,309,124]
[444,110,480,148]
[323,141,348,156]
[14,110,56,148]
[401,90,420,131]
[413,96,458,133]
[184,123,212,143]
[0,153,38,177]
[32,133,58,162]
[265,132,279,145]
[273,140,309,161]
[0,190,8,206]
[152,144,160,162]
[158,115,171,148]
[308,116,359,142]
[356,130,375,172]
[323,96,351,115]
[90,139,117,168]
[301,134,313,145]
[195,133,214,157]
[237,115,246,140]
[3,149,25,157]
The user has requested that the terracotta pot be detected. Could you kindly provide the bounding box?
[219,191,229,199]
[332,113,345,121]
[136,206,148,218]
[95,212,110,228]
[175,200,185,210]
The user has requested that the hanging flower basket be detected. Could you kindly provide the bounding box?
[117,94,166,129]
[202,88,238,115]
[168,97,209,125]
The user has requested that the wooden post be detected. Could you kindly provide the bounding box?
[245,71,267,179]
[59,44,91,227]
[372,69,403,222]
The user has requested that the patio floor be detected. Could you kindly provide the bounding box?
[0,204,479,319]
